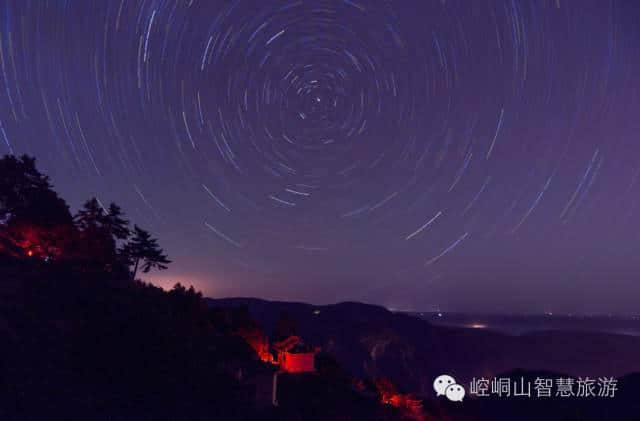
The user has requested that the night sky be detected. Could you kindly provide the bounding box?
[2,0,640,314]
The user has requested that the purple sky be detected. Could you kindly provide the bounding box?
[2,0,640,314]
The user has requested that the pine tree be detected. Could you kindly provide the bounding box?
[120,225,170,279]
[105,203,130,240]
[74,198,122,269]
[74,198,106,231]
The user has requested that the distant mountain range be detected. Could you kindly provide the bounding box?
[4,261,640,420]
[208,297,640,398]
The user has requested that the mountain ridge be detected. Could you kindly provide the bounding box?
[208,296,640,398]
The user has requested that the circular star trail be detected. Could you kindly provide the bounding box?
[2,0,640,312]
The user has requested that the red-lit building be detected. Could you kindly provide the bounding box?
[278,347,316,373]
[234,330,319,407]
[272,335,318,373]
[235,325,318,373]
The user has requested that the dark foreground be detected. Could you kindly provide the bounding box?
[2,262,640,420]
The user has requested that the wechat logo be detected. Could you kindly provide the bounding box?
[434,374,465,402]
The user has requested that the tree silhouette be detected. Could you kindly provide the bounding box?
[0,154,74,259]
[74,198,106,231]
[74,199,132,273]
[75,199,130,240]
[105,203,130,240]
[74,198,117,268]
[120,225,170,279]
[0,154,165,278]
[0,154,72,226]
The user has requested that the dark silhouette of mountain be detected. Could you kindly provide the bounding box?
[1,155,409,420]
[3,156,639,420]
[3,271,638,420]
[1,267,248,419]
[209,297,640,420]
[0,264,412,420]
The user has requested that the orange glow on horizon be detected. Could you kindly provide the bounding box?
[143,273,214,296]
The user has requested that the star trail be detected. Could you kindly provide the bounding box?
[2,0,640,313]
